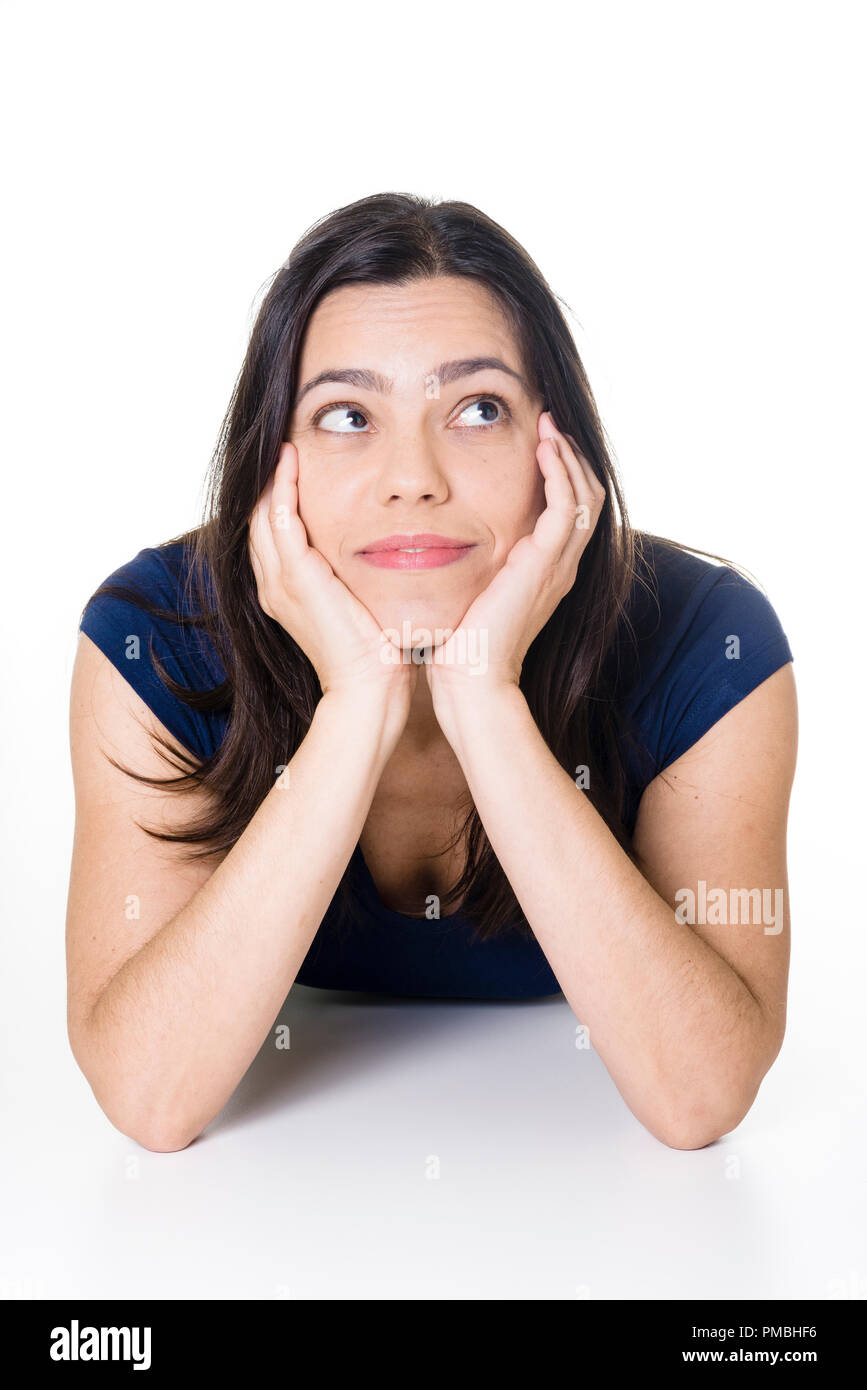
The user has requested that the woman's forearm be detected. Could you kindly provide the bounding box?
[79,690,400,1150]
[434,683,773,1148]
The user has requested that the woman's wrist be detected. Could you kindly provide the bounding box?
[430,677,526,755]
[316,680,411,763]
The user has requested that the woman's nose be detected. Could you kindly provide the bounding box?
[374,437,449,505]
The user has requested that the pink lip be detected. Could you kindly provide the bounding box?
[357,533,477,570]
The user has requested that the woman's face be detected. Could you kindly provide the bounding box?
[287,275,547,645]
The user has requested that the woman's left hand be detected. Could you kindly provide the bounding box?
[424,410,606,718]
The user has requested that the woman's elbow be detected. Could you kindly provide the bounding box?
[653,1020,784,1150]
[655,1115,733,1151]
[69,1022,203,1152]
[651,1071,767,1150]
[107,1101,202,1153]
[133,1125,200,1153]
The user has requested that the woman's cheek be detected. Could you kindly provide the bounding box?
[495,475,546,546]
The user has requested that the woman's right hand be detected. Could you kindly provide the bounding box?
[248,441,419,716]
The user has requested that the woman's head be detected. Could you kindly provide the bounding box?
[210,192,628,628]
[288,274,548,643]
[147,193,639,938]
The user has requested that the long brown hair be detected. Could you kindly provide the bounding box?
[83,192,735,943]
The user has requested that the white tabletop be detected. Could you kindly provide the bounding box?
[3,951,863,1301]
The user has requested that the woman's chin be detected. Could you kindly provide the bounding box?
[367,597,470,646]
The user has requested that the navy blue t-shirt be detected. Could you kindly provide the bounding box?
[78,535,793,1001]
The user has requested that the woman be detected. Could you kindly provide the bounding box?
[67,192,797,1153]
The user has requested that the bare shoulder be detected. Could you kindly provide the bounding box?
[634,663,797,835]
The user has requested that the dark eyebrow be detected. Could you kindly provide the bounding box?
[294,356,530,405]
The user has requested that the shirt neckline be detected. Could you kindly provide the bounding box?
[352,844,468,927]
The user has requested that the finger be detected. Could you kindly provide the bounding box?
[562,432,607,508]
[248,486,280,614]
[528,434,583,563]
[251,473,281,574]
[541,419,606,556]
[557,439,604,554]
[540,413,605,500]
[268,442,310,560]
[248,532,271,616]
[566,429,605,499]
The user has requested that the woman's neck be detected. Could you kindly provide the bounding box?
[398,659,449,758]
[372,655,471,822]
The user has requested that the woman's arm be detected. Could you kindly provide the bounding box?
[430,662,796,1150]
[67,633,403,1153]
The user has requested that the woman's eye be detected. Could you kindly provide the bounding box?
[455,396,511,430]
[313,404,371,433]
[311,394,511,434]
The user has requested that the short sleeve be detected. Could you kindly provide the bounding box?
[634,563,793,773]
[78,544,229,762]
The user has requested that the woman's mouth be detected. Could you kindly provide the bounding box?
[357,533,477,570]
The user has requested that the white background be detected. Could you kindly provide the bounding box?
[1,0,864,1300]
